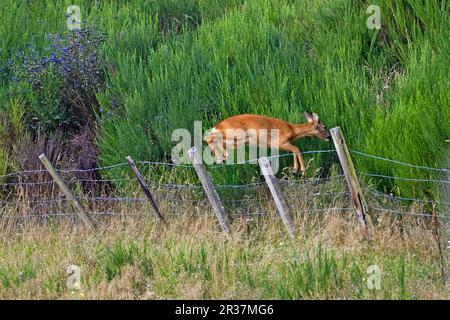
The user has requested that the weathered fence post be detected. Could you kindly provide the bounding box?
[188,147,231,239]
[38,154,94,229]
[126,156,166,223]
[258,157,295,239]
[330,127,371,235]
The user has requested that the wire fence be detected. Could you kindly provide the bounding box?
[350,150,450,173]
[0,148,449,224]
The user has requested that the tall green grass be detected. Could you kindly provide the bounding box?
[97,0,449,199]
[0,0,448,201]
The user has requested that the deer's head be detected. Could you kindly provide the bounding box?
[304,112,331,141]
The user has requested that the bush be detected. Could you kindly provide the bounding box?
[6,28,106,134]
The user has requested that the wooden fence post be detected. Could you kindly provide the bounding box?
[330,127,371,235]
[188,147,231,239]
[258,157,295,239]
[126,156,166,223]
[38,154,94,229]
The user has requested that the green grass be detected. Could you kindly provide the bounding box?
[2,0,447,201]
[95,0,449,196]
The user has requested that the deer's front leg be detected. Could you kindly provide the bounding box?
[296,152,305,176]
[279,143,302,175]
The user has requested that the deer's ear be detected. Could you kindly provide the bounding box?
[312,113,319,123]
[304,112,314,123]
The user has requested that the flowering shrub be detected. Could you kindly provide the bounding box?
[4,27,107,134]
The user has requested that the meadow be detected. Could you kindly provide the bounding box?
[0,200,448,299]
[0,0,449,299]
[0,167,448,299]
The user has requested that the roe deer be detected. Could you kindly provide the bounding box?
[205,112,330,175]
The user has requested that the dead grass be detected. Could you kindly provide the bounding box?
[0,205,448,299]
[0,175,447,299]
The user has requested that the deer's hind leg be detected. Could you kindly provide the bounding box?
[205,133,227,163]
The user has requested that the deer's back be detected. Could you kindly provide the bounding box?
[215,114,292,133]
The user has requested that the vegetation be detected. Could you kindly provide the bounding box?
[0,209,448,299]
[0,0,448,300]
[0,0,448,200]
[0,171,447,299]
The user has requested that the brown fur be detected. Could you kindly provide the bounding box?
[205,113,330,175]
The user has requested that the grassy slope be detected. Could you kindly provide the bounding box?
[0,0,448,198]
[96,0,449,197]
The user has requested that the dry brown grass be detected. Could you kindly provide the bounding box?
[0,203,448,299]
[0,174,447,299]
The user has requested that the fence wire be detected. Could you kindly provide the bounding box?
[350,149,450,173]
[369,188,450,206]
[0,148,448,224]
[360,172,450,184]
[372,207,449,220]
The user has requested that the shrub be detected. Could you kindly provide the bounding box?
[6,28,106,135]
